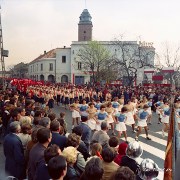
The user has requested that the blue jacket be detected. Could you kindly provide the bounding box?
[77,122,91,146]
[36,163,50,180]
[3,133,26,179]
[49,132,67,151]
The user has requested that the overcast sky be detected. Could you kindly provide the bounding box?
[1,0,180,68]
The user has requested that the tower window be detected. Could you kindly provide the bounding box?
[62,56,66,63]
[84,31,86,33]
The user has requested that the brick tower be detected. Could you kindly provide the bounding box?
[78,9,93,41]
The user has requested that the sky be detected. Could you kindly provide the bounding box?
[1,0,180,68]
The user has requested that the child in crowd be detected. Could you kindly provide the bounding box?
[57,112,67,135]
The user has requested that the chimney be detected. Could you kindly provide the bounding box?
[63,46,66,49]
[44,51,46,54]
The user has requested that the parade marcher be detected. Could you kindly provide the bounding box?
[112,97,120,114]
[70,99,81,129]
[94,98,102,112]
[115,107,128,142]
[175,100,180,131]
[105,102,115,135]
[135,104,151,141]
[124,100,136,133]
[95,105,108,131]
[64,91,70,109]
[160,101,170,137]
[147,98,153,125]
[154,98,164,124]
[79,99,89,116]
[87,102,97,131]
[56,88,61,106]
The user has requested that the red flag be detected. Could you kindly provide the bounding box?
[164,102,174,180]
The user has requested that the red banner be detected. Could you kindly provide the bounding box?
[152,75,163,81]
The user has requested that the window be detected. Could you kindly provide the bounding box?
[33,65,34,72]
[36,64,38,71]
[84,36,86,40]
[84,31,86,33]
[78,62,82,70]
[41,64,43,71]
[31,66,32,73]
[49,63,53,71]
[62,56,66,63]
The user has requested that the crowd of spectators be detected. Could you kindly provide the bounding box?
[0,86,168,180]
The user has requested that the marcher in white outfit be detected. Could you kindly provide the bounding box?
[160,101,170,137]
[135,104,151,141]
[115,107,128,142]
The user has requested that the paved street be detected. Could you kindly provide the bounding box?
[0,105,166,179]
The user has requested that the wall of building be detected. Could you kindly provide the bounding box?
[56,48,71,83]
[28,58,56,81]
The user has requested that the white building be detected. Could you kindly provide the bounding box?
[28,9,155,85]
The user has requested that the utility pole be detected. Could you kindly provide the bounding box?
[0,6,9,90]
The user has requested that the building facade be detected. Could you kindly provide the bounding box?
[28,9,155,85]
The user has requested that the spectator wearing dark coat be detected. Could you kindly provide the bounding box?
[120,141,143,175]
[72,125,90,160]
[76,116,91,150]
[3,121,26,179]
[28,128,52,180]
[36,144,61,180]
[49,120,67,151]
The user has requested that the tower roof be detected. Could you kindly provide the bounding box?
[79,9,92,25]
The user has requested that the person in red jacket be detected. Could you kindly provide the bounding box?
[114,142,128,165]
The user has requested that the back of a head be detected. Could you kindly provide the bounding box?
[81,116,88,122]
[37,127,51,144]
[48,113,56,121]
[109,136,119,148]
[10,121,21,133]
[72,125,83,136]
[101,121,108,131]
[84,157,104,180]
[139,158,159,180]
[39,117,50,128]
[20,116,31,125]
[44,144,61,164]
[118,142,128,155]
[34,110,42,117]
[48,155,67,180]
[21,123,32,134]
[112,166,136,180]
[50,120,60,132]
[90,143,102,156]
[126,141,143,159]
[62,146,77,164]
[102,147,116,163]
[67,133,81,147]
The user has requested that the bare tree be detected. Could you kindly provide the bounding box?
[156,42,180,86]
[76,40,112,83]
[112,37,155,86]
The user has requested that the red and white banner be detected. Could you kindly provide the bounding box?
[144,68,155,73]
[162,67,174,73]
